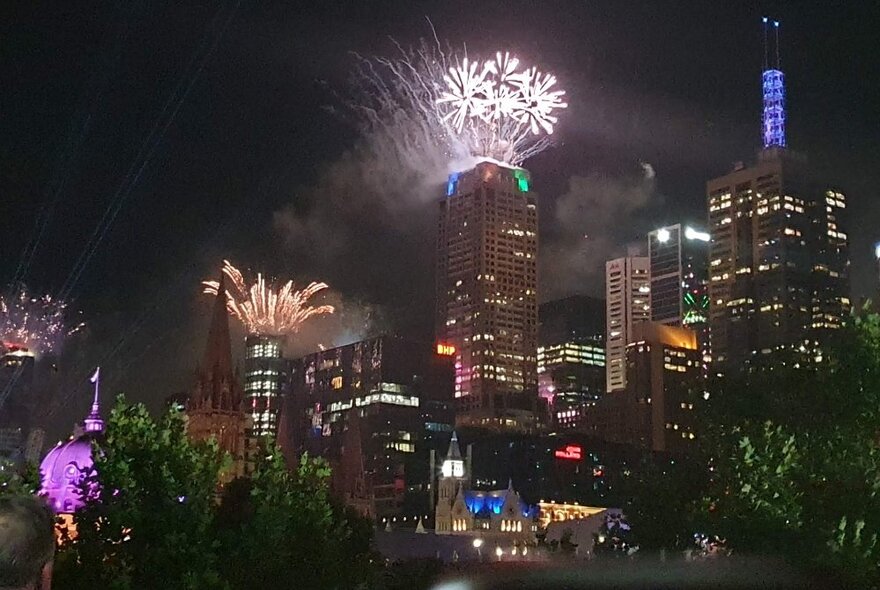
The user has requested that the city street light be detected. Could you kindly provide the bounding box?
[472,538,483,560]
[495,546,503,561]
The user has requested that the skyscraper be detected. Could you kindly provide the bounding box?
[648,224,710,349]
[706,21,849,369]
[605,257,650,392]
[594,322,701,453]
[537,295,605,431]
[436,160,539,430]
[243,335,283,438]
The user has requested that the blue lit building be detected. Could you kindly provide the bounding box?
[706,22,850,369]
[434,432,538,540]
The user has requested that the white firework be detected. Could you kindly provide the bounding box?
[508,67,568,135]
[440,59,567,137]
[349,32,567,167]
[437,57,492,130]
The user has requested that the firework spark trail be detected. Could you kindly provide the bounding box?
[350,31,567,169]
[203,261,335,336]
[0,285,83,357]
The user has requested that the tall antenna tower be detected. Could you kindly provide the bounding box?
[761,17,786,148]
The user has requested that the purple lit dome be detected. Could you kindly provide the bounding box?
[40,369,104,514]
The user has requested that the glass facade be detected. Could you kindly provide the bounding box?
[244,334,283,437]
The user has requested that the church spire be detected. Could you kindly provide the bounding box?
[446,431,462,460]
[83,367,104,433]
[202,272,233,378]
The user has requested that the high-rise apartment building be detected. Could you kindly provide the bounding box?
[605,257,650,392]
[648,224,710,351]
[706,20,850,369]
[436,160,539,429]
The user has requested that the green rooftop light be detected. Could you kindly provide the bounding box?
[513,169,529,192]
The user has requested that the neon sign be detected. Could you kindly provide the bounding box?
[554,445,582,460]
[436,343,456,356]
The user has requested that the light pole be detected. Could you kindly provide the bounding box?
[472,537,483,561]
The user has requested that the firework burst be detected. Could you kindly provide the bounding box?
[203,261,334,336]
[351,34,567,168]
[0,285,82,356]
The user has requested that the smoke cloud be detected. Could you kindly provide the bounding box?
[272,128,444,344]
[540,162,658,300]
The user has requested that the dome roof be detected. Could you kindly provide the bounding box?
[39,367,104,514]
[39,433,99,514]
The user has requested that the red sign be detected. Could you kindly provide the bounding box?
[554,445,582,460]
[436,343,456,356]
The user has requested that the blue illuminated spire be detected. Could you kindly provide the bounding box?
[762,18,786,148]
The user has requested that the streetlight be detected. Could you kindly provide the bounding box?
[495,546,503,561]
[472,538,483,560]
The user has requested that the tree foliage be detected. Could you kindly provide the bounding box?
[0,460,40,498]
[52,397,377,590]
[54,396,226,590]
[216,448,378,590]
[701,315,880,583]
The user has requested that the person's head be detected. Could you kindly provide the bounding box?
[0,496,55,590]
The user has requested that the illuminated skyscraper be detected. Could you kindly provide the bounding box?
[648,224,710,349]
[605,257,650,392]
[436,161,539,430]
[243,335,283,438]
[706,21,849,369]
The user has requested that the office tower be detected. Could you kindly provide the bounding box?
[288,335,454,519]
[243,335,283,438]
[186,274,252,480]
[595,322,700,453]
[706,22,849,369]
[537,295,606,430]
[436,161,539,430]
[648,224,710,356]
[605,257,650,392]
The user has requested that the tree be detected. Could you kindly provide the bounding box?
[695,313,880,583]
[623,454,707,552]
[0,460,40,498]
[216,446,378,590]
[54,396,226,590]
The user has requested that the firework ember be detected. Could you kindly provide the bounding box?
[351,37,567,167]
[0,285,82,356]
[203,261,334,336]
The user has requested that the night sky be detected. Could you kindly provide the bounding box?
[2,1,878,437]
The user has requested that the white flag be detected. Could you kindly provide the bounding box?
[90,367,100,384]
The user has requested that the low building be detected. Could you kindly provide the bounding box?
[434,433,537,542]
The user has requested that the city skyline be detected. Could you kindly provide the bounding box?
[1,2,877,438]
